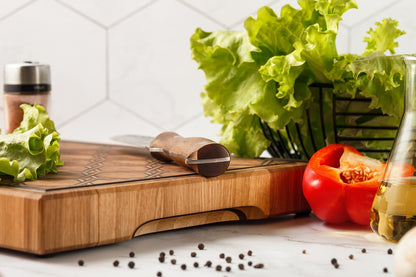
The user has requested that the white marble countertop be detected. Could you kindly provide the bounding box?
[0,214,396,277]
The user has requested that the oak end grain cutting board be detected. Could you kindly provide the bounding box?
[0,141,310,255]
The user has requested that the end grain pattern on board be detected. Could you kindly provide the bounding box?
[0,141,309,255]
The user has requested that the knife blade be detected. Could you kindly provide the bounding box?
[111,132,231,177]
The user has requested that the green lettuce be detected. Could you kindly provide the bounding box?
[0,104,63,183]
[191,0,406,158]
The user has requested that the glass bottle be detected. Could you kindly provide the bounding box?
[3,61,51,134]
[370,56,416,242]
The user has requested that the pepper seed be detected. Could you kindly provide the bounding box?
[181,264,187,270]
[254,263,264,269]
[361,248,367,253]
[129,251,135,258]
[226,266,231,272]
[191,252,197,257]
[387,248,393,255]
[113,260,119,267]
[159,252,166,257]
[171,259,176,265]
[331,258,338,265]
[239,253,244,259]
[349,254,354,260]
[383,267,388,273]
[247,250,253,256]
[169,250,174,255]
[302,249,306,254]
[205,261,212,267]
[128,261,135,269]
[225,256,232,263]
[219,253,225,259]
[198,243,205,250]
[248,261,253,266]
[216,265,222,271]
[194,262,199,268]
[238,263,245,270]
[158,256,165,263]
[157,271,162,277]
[78,260,84,266]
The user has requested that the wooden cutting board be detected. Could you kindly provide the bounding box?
[0,141,309,255]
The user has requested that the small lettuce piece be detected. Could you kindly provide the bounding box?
[0,104,63,183]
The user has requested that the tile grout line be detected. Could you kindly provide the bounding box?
[0,0,37,24]
[56,98,108,129]
[176,0,229,30]
[54,0,107,29]
[108,0,161,29]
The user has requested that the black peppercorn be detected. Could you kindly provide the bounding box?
[302,249,306,254]
[349,254,354,260]
[254,263,264,269]
[225,256,232,263]
[383,267,388,273]
[129,251,135,258]
[158,256,165,263]
[331,258,338,265]
[238,263,245,270]
[216,265,222,271]
[160,252,166,257]
[194,262,199,268]
[198,243,205,250]
[219,253,225,259]
[226,266,231,272]
[169,249,174,255]
[78,260,84,266]
[387,248,393,255]
[334,263,339,269]
[181,264,187,270]
[191,252,197,257]
[205,261,212,267]
[239,253,244,259]
[248,261,253,266]
[128,261,135,269]
[171,259,176,265]
[157,271,162,277]
[113,260,119,267]
[361,248,367,253]
[247,250,253,256]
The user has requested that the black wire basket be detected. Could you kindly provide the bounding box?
[260,83,400,160]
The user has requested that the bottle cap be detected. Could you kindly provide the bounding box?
[4,61,51,93]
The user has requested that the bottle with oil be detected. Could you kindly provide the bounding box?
[370,56,416,242]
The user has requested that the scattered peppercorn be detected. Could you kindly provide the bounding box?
[160,252,166,257]
[334,263,339,269]
[113,260,119,267]
[349,254,354,260]
[254,263,264,269]
[225,256,232,263]
[387,248,393,255]
[205,261,212,267]
[158,256,165,263]
[171,259,176,265]
[169,250,174,255]
[383,267,388,273]
[191,252,197,257]
[226,266,231,272]
[129,251,135,258]
[198,243,205,250]
[331,258,338,265]
[78,260,84,266]
[128,261,135,269]
[216,265,222,271]
[238,264,245,270]
[219,253,225,259]
[239,253,244,259]
[302,249,306,254]
[248,261,253,266]
[247,250,253,256]
[361,248,367,253]
[181,264,187,270]
[194,262,199,268]
[157,271,162,277]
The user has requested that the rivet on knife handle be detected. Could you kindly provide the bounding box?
[149,132,230,177]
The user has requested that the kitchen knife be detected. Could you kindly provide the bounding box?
[111,132,231,177]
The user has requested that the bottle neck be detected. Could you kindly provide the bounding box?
[404,57,416,110]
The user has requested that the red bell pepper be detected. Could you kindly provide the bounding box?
[302,144,413,225]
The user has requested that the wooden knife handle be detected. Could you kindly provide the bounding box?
[149,132,230,177]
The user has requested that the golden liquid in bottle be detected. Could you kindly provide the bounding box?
[370,177,416,242]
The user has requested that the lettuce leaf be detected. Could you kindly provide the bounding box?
[191,0,406,158]
[0,104,63,183]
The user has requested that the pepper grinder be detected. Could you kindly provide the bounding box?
[3,61,51,134]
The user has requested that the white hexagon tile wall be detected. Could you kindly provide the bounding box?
[0,0,412,145]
